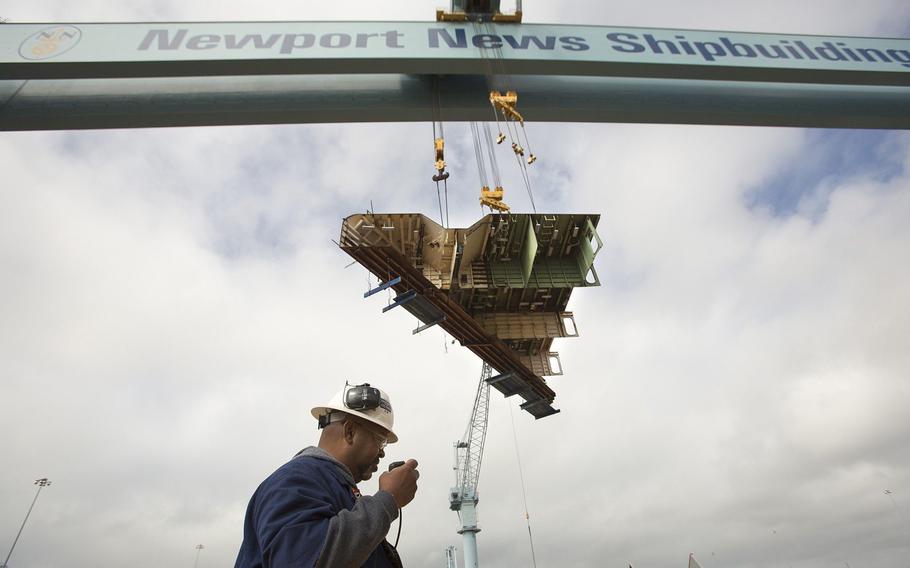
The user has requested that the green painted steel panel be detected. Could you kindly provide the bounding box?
[488,261,522,288]
[487,258,592,289]
[576,218,601,282]
[530,259,587,288]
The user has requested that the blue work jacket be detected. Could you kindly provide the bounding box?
[235,452,398,568]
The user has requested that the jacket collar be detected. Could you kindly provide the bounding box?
[295,445,357,487]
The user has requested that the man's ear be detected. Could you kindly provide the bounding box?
[343,420,356,445]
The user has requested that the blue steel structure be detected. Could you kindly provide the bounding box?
[1,20,909,130]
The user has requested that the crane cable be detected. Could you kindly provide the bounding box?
[477,19,539,213]
[499,108,537,213]
[509,402,538,568]
[489,17,538,213]
[431,77,450,228]
[470,122,489,189]
[469,28,516,214]
[470,120,502,215]
[470,20,507,214]
[482,122,503,188]
[432,118,446,227]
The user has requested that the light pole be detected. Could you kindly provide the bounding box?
[2,478,52,568]
[193,544,204,568]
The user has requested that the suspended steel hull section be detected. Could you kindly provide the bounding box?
[339,212,602,419]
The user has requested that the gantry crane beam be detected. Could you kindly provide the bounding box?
[4,73,908,131]
[2,21,909,131]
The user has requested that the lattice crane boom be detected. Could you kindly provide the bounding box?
[449,362,493,568]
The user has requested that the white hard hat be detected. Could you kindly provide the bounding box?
[311,383,398,443]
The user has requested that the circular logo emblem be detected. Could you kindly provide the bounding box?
[18,25,82,60]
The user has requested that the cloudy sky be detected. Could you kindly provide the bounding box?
[2,1,910,567]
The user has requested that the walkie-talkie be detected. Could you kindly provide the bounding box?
[386,460,406,548]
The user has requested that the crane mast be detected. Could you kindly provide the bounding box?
[449,362,493,568]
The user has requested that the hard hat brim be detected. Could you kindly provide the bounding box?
[311,405,399,444]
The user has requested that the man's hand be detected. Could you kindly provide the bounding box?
[379,459,419,508]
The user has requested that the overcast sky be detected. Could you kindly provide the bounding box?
[2,2,910,567]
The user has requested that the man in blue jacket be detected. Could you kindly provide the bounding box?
[236,383,420,568]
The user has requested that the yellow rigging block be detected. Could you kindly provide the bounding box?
[490,90,537,165]
[479,186,510,212]
[433,137,450,182]
[489,90,524,125]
